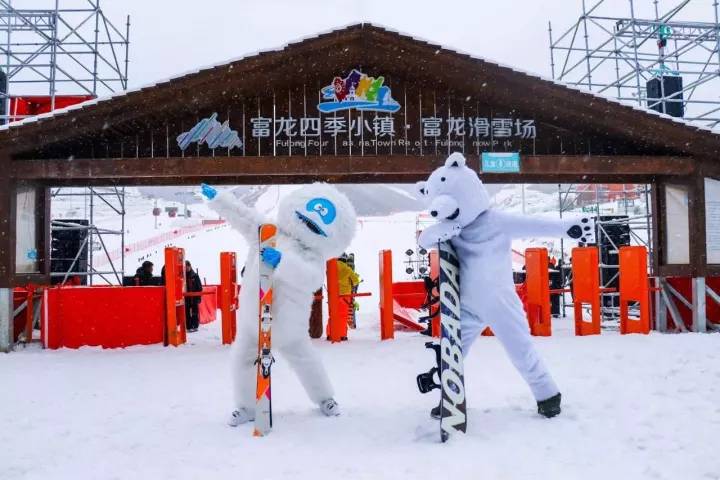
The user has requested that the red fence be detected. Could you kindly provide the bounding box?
[42,286,166,349]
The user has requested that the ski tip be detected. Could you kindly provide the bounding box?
[259,224,278,241]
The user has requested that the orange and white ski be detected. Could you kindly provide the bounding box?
[253,224,277,437]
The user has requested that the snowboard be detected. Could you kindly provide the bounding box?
[416,240,466,442]
[253,224,277,437]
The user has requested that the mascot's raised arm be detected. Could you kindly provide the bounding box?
[415,153,595,249]
[415,152,595,419]
[201,183,357,426]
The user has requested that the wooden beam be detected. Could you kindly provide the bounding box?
[9,154,694,185]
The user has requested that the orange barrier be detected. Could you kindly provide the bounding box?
[42,285,166,349]
[326,258,371,342]
[13,285,38,343]
[572,247,602,336]
[164,247,187,346]
[619,246,650,334]
[198,285,218,324]
[379,250,395,340]
[525,248,552,336]
[378,250,430,340]
[326,259,346,343]
[220,252,238,345]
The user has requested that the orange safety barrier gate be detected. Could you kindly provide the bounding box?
[220,252,238,345]
[378,249,429,341]
[524,248,552,336]
[13,285,38,343]
[164,247,187,346]
[379,250,395,340]
[326,259,345,342]
[619,246,650,335]
[326,258,371,343]
[572,247,602,336]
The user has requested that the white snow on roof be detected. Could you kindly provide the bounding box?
[1,22,718,137]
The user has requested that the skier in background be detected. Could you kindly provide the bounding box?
[337,253,360,330]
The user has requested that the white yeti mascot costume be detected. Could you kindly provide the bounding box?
[416,152,594,418]
[201,183,357,425]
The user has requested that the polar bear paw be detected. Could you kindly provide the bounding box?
[418,222,462,249]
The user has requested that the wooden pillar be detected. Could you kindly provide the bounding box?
[689,173,708,332]
[0,288,12,352]
[688,173,707,278]
[0,174,15,288]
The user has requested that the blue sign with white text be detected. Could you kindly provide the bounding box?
[481,152,521,173]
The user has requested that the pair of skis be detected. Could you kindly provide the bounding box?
[416,241,467,442]
[253,224,277,437]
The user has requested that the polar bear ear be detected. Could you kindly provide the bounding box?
[414,181,428,198]
[445,152,466,168]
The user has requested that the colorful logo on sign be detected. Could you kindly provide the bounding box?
[318,69,401,113]
[177,113,243,151]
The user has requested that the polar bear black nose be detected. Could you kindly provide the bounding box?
[430,210,438,217]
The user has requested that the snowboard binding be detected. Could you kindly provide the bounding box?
[416,342,442,394]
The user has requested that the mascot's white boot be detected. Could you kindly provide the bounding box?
[203,183,357,422]
[416,152,594,418]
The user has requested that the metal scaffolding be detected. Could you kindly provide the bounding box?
[50,186,126,285]
[0,0,130,122]
[549,0,720,127]
[557,183,653,326]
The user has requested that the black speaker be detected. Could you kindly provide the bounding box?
[646,75,684,118]
[51,219,89,285]
[597,216,630,310]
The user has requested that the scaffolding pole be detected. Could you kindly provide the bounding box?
[549,0,720,127]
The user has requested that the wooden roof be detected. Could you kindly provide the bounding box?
[1,23,719,162]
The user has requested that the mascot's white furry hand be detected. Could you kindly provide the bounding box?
[418,221,462,250]
[260,247,282,268]
[565,216,596,245]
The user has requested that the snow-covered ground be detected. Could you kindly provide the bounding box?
[3,317,720,480]
[4,182,701,480]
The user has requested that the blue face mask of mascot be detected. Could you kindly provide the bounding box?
[415,152,595,419]
[203,182,356,424]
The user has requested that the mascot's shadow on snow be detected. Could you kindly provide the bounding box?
[201,182,357,426]
[415,152,595,419]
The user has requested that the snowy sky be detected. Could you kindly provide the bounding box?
[85,0,714,90]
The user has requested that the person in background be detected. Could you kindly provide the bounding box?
[185,260,203,332]
[133,261,155,286]
[337,253,360,329]
[549,256,562,317]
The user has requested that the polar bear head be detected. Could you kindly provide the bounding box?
[276,182,357,259]
[415,152,490,227]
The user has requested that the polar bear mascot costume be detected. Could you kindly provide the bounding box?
[415,152,594,418]
[201,183,357,425]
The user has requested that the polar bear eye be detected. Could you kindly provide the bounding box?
[441,177,446,182]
